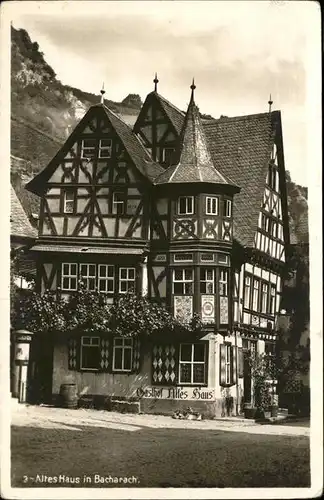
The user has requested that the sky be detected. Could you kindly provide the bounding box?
[6,0,321,186]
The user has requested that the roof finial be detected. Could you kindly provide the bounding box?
[190,78,196,102]
[100,82,105,104]
[268,93,273,113]
[153,73,159,92]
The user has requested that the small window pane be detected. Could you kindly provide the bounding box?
[124,338,132,346]
[206,269,213,280]
[174,269,183,281]
[184,283,193,294]
[193,364,205,384]
[194,344,205,362]
[128,268,135,279]
[174,283,184,294]
[120,268,127,279]
[124,349,132,370]
[180,364,191,383]
[180,344,192,362]
[184,269,192,280]
[62,277,69,289]
[114,348,123,369]
[99,266,106,277]
[70,278,77,290]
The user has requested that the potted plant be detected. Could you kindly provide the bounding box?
[248,351,276,420]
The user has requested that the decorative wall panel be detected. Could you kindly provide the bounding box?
[219,297,229,324]
[152,344,178,385]
[174,296,193,323]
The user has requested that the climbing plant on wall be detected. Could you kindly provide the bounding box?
[14,288,203,339]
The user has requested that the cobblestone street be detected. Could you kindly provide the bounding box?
[10,403,310,488]
[11,402,310,436]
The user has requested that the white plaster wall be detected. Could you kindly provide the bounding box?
[52,342,150,398]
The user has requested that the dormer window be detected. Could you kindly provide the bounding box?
[177,196,194,215]
[206,196,219,215]
[113,191,126,215]
[81,139,96,159]
[63,188,75,214]
[224,199,232,218]
[99,139,112,158]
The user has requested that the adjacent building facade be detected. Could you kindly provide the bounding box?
[25,81,290,416]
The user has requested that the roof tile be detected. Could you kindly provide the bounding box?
[10,185,37,239]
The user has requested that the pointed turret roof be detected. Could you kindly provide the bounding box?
[154,82,238,188]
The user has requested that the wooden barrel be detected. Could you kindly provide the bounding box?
[59,383,78,409]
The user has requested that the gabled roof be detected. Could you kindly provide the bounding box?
[102,105,164,181]
[26,104,163,195]
[10,185,37,239]
[141,92,278,247]
[203,112,276,247]
[155,87,239,188]
[153,92,185,135]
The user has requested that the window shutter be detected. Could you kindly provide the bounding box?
[68,337,79,371]
[219,344,226,386]
[132,337,141,374]
[231,346,237,385]
[238,347,244,378]
[99,337,111,372]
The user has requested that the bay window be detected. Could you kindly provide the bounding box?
[177,196,194,215]
[224,199,232,218]
[200,268,214,294]
[173,268,193,295]
[206,196,219,215]
[219,269,228,297]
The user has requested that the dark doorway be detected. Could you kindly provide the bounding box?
[27,335,54,404]
[242,338,257,404]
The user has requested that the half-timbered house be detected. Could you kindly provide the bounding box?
[25,79,289,417]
